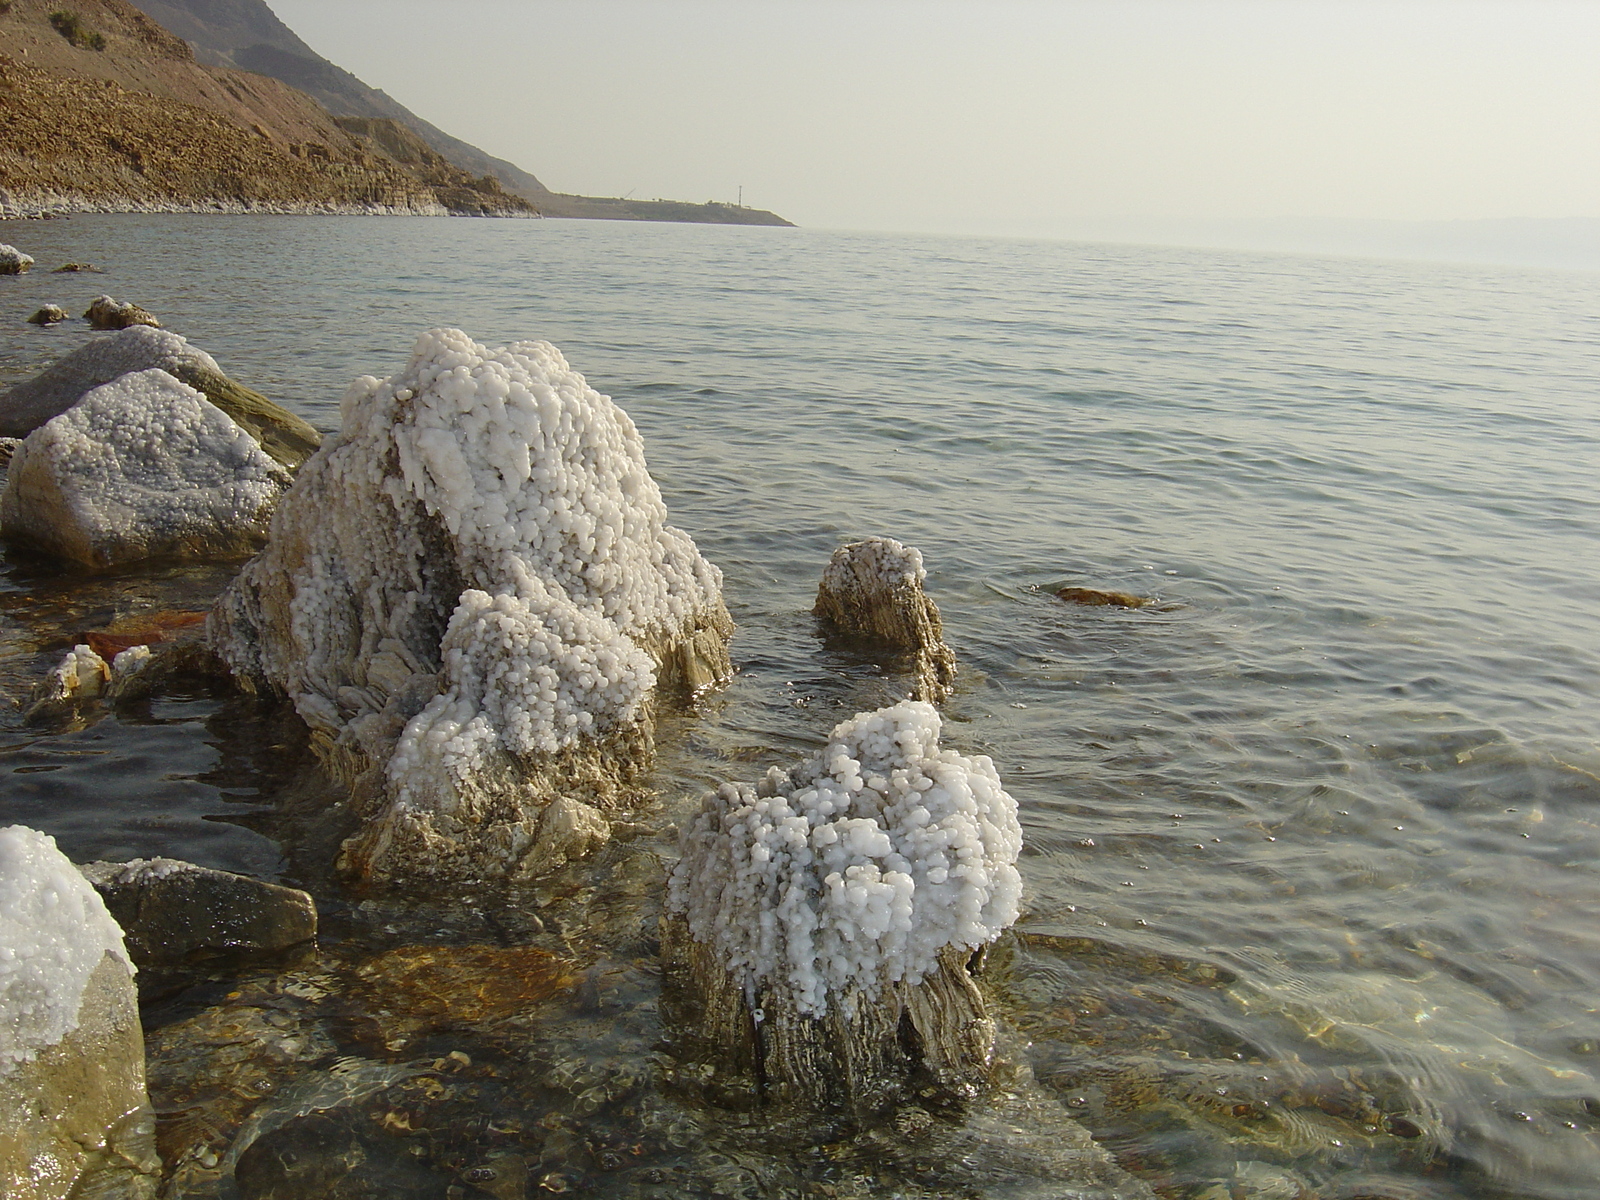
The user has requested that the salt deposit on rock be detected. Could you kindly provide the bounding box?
[0,325,320,464]
[210,328,734,883]
[663,700,1020,1111]
[26,304,68,326]
[815,536,958,702]
[0,826,132,1070]
[84,294,160,331]
[1,368,291,568]
[0,244,34,274]
[0,827,159,1199]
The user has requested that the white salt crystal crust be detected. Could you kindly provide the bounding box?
[0,369,290,567]
[0,326,220,439]
[669,700,1022,1017]
[211,328,731,879]
[0,826,131,1075]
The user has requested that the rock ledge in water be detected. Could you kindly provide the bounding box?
[79,858,317,969]
[84,294,160,330]
[815,537,957,702]
[210,328,734,885]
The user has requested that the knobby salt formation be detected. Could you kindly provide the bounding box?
[814,537,958,702]
[209,329,733,884]
[663,701,1021,1114]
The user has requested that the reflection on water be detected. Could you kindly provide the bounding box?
[2,215,1599,1198]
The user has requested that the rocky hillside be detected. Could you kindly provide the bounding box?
[123,0,794,226]
[0,0,534,215]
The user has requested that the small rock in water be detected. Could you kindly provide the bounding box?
[84,294,160,330]
[78,857,317,971]
[51,262,103,273]
[26,304,68,326]
[0,244,34,275]
[1055,586,1152,609]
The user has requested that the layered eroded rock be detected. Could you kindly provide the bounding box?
[815,537,957,702]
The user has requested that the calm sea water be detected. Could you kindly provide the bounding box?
[3,214,1600,1199]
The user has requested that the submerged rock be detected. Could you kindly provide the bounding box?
[79,858,317,970]
[26,304,69,326]
[0,826,160,1200]
[664,701,1020,1113]
[815,537,958,702]
[51,262,103,273]
[210,328,734,884]
[0,368,291,568]
[0,325,321,468]
[84,294,160,330]
[0,243,34,274]
[1055,585,1151,609]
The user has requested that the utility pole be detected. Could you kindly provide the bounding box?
[738,185,743,208]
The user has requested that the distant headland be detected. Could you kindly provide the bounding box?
[0,0,794,226]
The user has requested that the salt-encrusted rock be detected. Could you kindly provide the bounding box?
[84,294,160,331]
[815,536,958,702]
[210,328,734,884]
[663,701,1021,1113]
[1,369,291,568]
[0,827,161,1200]
[26,304,69,326]
[0,437,20,467]
[0,325,321,468]
[79,858,317,969]
[24,644,110,723]
[0,244,34,275]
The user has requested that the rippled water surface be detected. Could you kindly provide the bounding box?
[3,214,1600,1199]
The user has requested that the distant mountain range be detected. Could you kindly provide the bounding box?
[126,0,791,224]
[0,0,791,224]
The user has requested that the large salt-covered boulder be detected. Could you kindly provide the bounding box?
[0,827,161,1199]
[0,325,321,468]
[0,368,292,568]
[0,244,33,275]
[209,328,734,884]
[663,700,1021,1112]
[815,536,958,702]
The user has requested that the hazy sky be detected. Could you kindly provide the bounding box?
[269,0,1600,244]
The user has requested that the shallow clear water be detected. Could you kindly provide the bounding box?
[3,214,1600,1199]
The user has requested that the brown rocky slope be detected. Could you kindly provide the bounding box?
[124,0,794,225]
[0,0,534,215]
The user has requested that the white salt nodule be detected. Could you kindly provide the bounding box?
[0,826,131,1074]
[669,700,1022,1017]
[220,328,724,814]
[3,368,289,551]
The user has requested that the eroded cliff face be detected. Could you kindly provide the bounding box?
[0,0,535,215]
